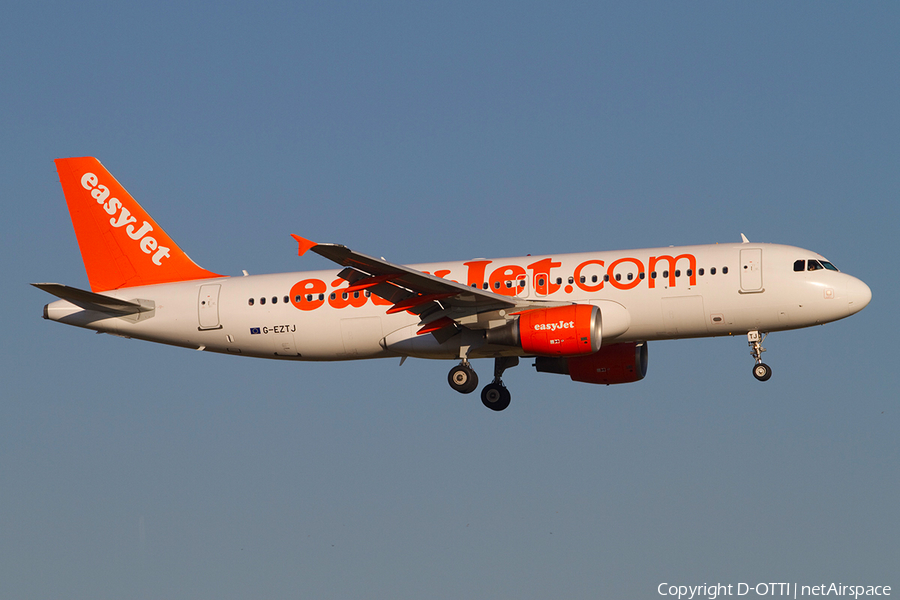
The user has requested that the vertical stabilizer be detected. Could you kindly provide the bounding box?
[55,157,222,292]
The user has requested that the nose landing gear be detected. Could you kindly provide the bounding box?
[748,331,772,381]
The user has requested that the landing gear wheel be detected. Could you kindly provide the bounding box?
[481,383,511,411]
[448,364,479,394]
[747,331,772,382]
[753,363,772,382]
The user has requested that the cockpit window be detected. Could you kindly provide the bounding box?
[796,259,840,273]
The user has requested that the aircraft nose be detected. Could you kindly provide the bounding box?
[846,276,872,315]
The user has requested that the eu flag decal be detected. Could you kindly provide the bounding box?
[250,327,261,335]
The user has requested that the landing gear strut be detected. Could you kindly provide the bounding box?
[480,357,518,412]
[748,331,772,382]
[448,361,479,394]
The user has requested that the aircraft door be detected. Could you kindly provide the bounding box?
[272,327,298,356]
[513,273,529,298]
[533,272,549,297]
[340,317,384,356]
[662,295,708,335]
[198,284,222,330]
[740,248,763,292]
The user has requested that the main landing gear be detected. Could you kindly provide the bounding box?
[481,356,517,412]
[448,361,479,394]
[447,357,518,411]
[748,330,772,382]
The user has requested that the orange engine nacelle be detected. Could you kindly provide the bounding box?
[534,341,648,385]
[485,304,602,357]
[517,304,602,356]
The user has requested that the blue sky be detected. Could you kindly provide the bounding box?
[2,2,898,598]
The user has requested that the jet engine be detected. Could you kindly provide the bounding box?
[534,341,648,385]
[486,304,602,356]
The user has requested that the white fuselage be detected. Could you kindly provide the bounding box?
[43,242,871,361]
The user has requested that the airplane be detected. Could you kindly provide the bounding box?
[35,157,872,411]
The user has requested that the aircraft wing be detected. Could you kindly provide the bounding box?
[292,235,565,340]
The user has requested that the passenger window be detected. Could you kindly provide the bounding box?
[556,277,562,285]
[283,296,289,304]
[592,275,598,283]
[675,270,681,277]
[248,298,254,306]
[568,276,574,284]
[699,268,704,276]
[711,268,716,275]
[794,260,805,272]
[260,297,266,305]
[272,296,278,304]
[639,272,645,280]
[723,266,728,274]
[627,273,633,281]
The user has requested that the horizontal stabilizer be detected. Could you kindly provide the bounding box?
[32,283,152,315]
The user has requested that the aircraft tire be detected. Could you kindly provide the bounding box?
[449,364,479,394]
[481,383,511,411]
[753,363,772,382]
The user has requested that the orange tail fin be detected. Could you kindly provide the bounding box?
[55,157,222,292]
